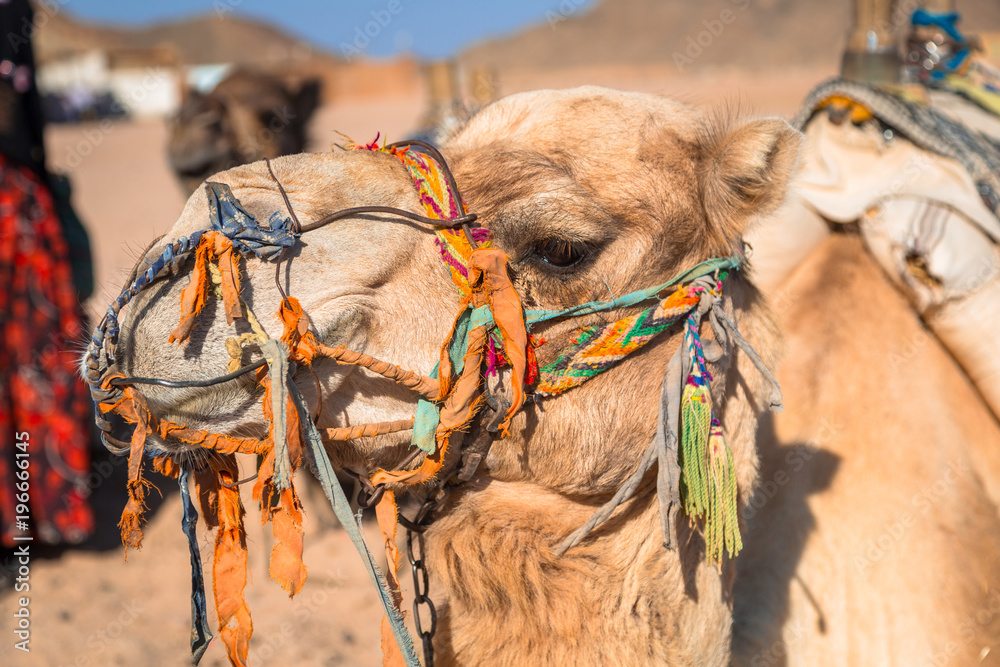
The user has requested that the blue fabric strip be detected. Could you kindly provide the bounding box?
[411,364,440,455]
[911,9,964,43]
[205,182,298,260]
[290,382,420,666]
[178,467,213,665]
[410,304,494,454]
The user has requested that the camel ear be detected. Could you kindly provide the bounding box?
[700,117,801,243]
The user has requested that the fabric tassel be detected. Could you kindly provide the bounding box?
[704,420,742,563]
[279,296,319,364]
[468,248,529,435]
[253,398,307,597]
[213,458,253,667]
[118,389,153,556]
[680,376,713,519]
[194,465,221,530]
[679,315,742,564]
[170,231,242,344]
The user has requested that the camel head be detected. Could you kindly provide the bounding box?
[167,70,321,196]
[100,85,800,665]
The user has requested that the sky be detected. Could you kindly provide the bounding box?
[70,0,600,60]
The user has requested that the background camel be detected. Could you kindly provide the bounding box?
[167,70,321,196]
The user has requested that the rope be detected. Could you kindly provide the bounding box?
[315,344,440,399]
[555,437,660,556]
[710,303,783,412]
[324,419,416,441]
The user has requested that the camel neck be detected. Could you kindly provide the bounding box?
[422,479,734,666]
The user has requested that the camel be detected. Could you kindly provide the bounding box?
[104,85,1000,665]
[166,70,321,196]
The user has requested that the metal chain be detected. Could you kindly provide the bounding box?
[407,527,437,666]
[403,486,453,667]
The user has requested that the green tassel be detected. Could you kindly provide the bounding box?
[680,380,743,564]
[680,381,712,519]
[705,424,742,563]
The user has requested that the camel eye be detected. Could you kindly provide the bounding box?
[536,239,584,268]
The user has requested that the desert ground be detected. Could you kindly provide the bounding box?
[0,66,829,666]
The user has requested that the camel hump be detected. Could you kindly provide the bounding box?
[750,81,1000,420]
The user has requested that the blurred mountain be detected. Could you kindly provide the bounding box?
[34,8,327,66]
[461,0,1000,73]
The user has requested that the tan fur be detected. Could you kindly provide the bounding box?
[733,236,1000,667]
[422,86,793,665]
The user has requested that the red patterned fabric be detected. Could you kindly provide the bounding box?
[0,155,93,546]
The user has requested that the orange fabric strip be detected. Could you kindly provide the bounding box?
[118,387,152,556]
[254,375,309,598]
[436,296,472,401]
[371,324,487,487]
[98,379,269,458]
[259,374,305,476]
[468,249,529,435]
[375,491,407,667]
[435,324,488,442]
[169,230,243,344]
[211,232,243,325]
[279,296,320,364]
[251,445,277,513]
[269,486,307,597]
[213,458,253,667]
[323,419,415,441]
[169,236,211,344]
[194,465,221,530]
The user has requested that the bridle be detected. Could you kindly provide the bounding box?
[83,138,781,667]
[87,139,477,445]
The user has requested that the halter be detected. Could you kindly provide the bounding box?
[83,138,781,667]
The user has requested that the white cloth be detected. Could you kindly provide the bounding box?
[750,110,1000,420]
